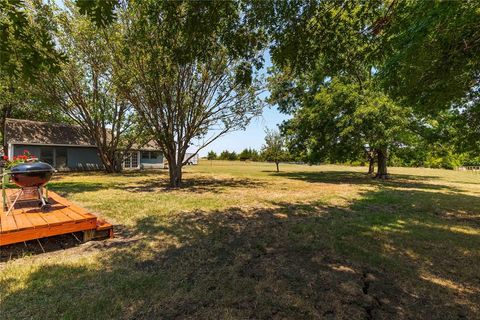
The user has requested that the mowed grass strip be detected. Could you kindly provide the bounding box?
[1,161,479,319]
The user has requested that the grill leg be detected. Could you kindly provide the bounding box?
[39,186,49,204]
[2,173,7,211]
[6,189,23,216]
[38,187,51,212]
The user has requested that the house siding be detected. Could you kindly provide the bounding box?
[67,147,103,170]
[13,144,164,171]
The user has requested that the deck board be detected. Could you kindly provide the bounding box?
[40,212,65,225]
[13,214,34,230]
[50,210,74,223]
[1,215,18,233]
[26,213,49,227]
[0,189,113,246]
[59,208,85,222]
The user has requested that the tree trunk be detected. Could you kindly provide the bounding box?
[106,156,122,173]
[106,151,123,173]
[1,85,14,156]
[104,165,115,173]
[113,153,123,173]
[1,106,12,156]
[275,161,279,172]
[375,148,388,179]
[95,144,123,174]
[97,147,115,173]
[368,157,375,175]
[167,155,183,188]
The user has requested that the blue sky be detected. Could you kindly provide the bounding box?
[198,52,291,156]
[200,104,290,156]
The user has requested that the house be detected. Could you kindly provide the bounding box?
[4,118,164,170]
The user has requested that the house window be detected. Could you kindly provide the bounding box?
[40,147,54,166]
[141,151,160,159]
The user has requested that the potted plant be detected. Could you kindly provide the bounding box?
[2,150,37,185]
[3,150,38,170]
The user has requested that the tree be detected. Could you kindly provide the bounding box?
[267,1,479,174]
[0,0,63,153]
[454,101,480,156]
[377,1,480,168]
[228,151,238,161]
[0,76,68,153]
[239,147,260,161]
[118,1,266,187]
[380,0,480,113]
[40,3,144,173]
[266,1,384,84]
[262,129,287,172]
[0,0,61,79]
[238,148,250,161]
[265,1,424,178]
[207,151,217,160]
[250,149,260,161]
[75,0,118,27]
[219,151,229,160]
[279,79,411,178]
[218,150,238,161]
[265,0,479,114]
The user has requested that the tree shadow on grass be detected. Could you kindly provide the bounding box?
[2,180,108,196]
[272,170,466,192]
[56,169,167,178]
[1,186,479,319]
[48,181,108,196]
[117,177,265,194]
[48,173,265,196]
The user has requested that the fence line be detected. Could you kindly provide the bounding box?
[458,166,480,173]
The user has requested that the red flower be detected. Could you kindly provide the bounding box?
[2,156,7,160]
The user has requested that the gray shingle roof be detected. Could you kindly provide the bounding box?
[5,118,95,146]
[5,118,160,151]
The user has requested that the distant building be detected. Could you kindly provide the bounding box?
[184,153,199,165]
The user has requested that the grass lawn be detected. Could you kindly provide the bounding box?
[1,161,479,319]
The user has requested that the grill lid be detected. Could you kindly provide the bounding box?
[11,161,55,173]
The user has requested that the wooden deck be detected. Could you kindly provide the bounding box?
[0,189,113,246]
